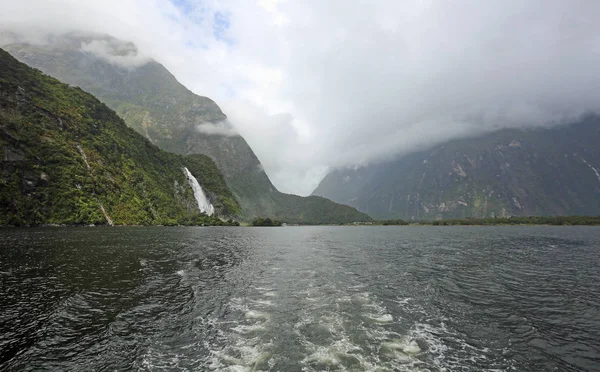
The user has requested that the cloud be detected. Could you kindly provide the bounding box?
[2,0,600,195]
[196,120,239,137]
[80,39,150,68]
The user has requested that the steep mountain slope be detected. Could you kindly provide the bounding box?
[0,48,239,226]
[4,34,371,224]
[313,118,600,219]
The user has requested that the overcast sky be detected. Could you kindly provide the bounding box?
[2,0,600,195]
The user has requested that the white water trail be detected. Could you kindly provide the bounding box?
[580,157,600,186]
[182,167,215,216]
[76,143,114,226]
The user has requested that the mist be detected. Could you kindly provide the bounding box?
[80,39,150,68]
[196,121,239,137]
[2,0,600,195]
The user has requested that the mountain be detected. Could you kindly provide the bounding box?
[4,33,371,224]
[313,118,600,220]
[0,48,240,226]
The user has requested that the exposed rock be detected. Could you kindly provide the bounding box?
[3,147,24,162]
[452,161,467,177]
[509,140,522,148]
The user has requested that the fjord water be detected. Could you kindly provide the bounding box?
[1,227,599,371]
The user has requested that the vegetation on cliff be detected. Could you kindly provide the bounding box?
[371,216,600,226]
[0,48,239,226]
[426,215,600,226]
[251,217,282,226]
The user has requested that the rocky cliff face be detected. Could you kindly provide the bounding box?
[313,118,600,219]
[4,34,371,223]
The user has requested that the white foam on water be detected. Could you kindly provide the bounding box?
[244,310,269,320]
[227,297,248,312]
[204,291,279,369]
[254,287,272,291]
[409,322,449,356]
[251,299,273,307]
[402,340,421,355]
[209,338,273,371]
[366,313,394,323]
[393,297,413,306]
[382,339,421,355]
[206,286,447,372]
[303,347,342,368]
[353,291,372,304]
[139,343,186,370]
[360,295,396,324]
[231,322,267,335]
[304,348,341,365]
[380,343,415,365]
[381,340,405,350]
[336,295,352,304]
[404,321,501,371]
[253,286,277,297]
[294,291,414,372]
[301,335,369,371]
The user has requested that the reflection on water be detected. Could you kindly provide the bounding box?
[1,226,600,371]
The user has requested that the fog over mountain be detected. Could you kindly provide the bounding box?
[2,0,600,195]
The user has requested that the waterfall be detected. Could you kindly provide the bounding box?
[76,143,114,226]
[581,157,600,186]
[182,167,215,216]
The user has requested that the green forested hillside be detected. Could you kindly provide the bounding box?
[5,34,372,224]
[0,48,239,226]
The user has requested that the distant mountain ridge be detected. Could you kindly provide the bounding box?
[0,48,239,226]
[4,33,371,224]
[313,118,600,219]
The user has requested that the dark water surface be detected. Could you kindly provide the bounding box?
[1,226,599,371]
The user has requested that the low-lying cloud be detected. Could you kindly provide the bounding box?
[196,120,239,137]
[80,39,150,68]
[2,0,600,195]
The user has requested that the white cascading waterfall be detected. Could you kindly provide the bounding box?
[182,167,215,216]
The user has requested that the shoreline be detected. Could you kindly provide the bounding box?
[2,223,600,228]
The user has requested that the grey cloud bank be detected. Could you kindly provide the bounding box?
[2,0,600,195]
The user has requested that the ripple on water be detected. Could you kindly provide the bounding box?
[2,226,599,371]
